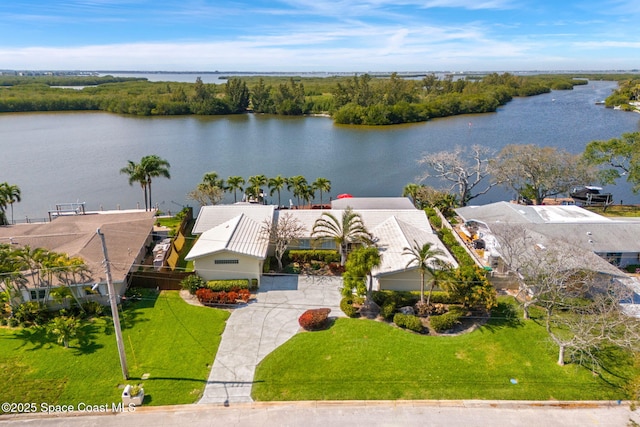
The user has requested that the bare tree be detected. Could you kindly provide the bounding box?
[418,145,498,206]
[491,225,640,367]
[490,144,595,205]
[187,183,224,206]
[261,212,307,271]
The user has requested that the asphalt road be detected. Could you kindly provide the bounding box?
[2,400,639,427]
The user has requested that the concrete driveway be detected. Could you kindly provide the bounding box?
[198,274,344,405]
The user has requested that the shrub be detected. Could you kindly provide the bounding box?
[298,308,331,331]
[81,301,104,317]
[7,318,18,327]
[429,309,464,333]
[250,279,258,291]
[195,288,215,304]
[393,313,423,333]
[180,274,206,294]
[284,263,301,274]
[206,279,249,292]
[340,297,359,318]
[238,289,251,303]
[0,318,7,326]
[13,301,47,326]
[381,298,398,321]
[226,291,239,304]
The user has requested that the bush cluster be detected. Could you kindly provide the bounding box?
[393,313,423,333]
[180,275,206,294]
[429,307,466,333]
[340,297,359,318]
[195,288,250,305]
[298,308,331,331]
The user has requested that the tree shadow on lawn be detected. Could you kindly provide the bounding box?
[116,291,159,331]
[12,325,52,351]
[476,300,524,333]
[71,322,104,355]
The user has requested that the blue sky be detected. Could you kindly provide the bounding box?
[1,0,639,72]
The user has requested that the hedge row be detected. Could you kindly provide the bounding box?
[287,249,340,264]
[206,279,249,292]
[393,313,423,332]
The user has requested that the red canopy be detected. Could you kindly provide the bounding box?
[337,193,353,199]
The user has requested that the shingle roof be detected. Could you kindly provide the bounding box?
[186,214,269,260]
[0,211,156,285]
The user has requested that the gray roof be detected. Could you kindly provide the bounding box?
[186,213,269,260]
[331,197,416,210]
[456,201,610,225]
[193,205,275,234]
[456,201,640,253]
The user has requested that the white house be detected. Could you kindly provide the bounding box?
[186,198,457,292]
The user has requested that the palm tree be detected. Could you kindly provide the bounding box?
[140,155,171,211]
[0,183,21,225]
[402,183,423,208]
[287,175,308,207]
[247,174,267,203]
[268,175,286,207]
[312,207,373,265]
[120,160,147,211]
[312,177,331,207]
[226,176,245,203]
[402,240,449,306]
[202,171,225,189]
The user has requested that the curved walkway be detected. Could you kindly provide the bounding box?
[198,274,344,405]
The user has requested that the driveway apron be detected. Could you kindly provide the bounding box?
[198,275,344,404]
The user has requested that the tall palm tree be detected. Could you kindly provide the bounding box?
[140,155,171,211]
[120,160,147,211]
[312,177,331,207]
[268,175,286,207]
[247,174,267,203]
[202,171,225,189]
[226,176,245,203]
[312,207,373,265]
[0,183,21,225]
[402,240,449,306]
[287,175,308,207]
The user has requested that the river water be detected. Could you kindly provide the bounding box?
[1,80,639,221]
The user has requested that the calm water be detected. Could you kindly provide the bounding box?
[1,80,639,220]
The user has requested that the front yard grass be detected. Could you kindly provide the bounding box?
[0,290,228,411]
[253,297,635,401]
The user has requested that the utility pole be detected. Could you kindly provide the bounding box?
[97,228,129,380]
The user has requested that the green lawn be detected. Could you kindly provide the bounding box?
[0,290,228,411]
[253,298,635,401]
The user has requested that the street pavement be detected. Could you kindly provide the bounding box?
[3,400,639,426]
[198,274,344,404]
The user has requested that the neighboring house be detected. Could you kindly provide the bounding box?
[455,201,640,269]
[187,198,456,292]
[0,210,156,306]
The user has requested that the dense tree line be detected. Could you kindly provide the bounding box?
[0,73,632,125]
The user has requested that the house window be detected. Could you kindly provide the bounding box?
[29,289,46,301]
[605,252,622,266]
[214,259,239,264]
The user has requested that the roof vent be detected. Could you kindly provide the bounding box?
[586,231,592,235]
[588,239,594,244]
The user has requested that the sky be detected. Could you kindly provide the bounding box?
[1,0,639,72]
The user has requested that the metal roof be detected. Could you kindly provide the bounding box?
[331,197,416,210]
[186,214,269,260]
[192,204,275,235]
[371,216,458,277]
[456,201,610,225]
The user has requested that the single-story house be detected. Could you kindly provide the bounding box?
[187,198,457,292]
[0,210,156,306]
[456,201,640,269]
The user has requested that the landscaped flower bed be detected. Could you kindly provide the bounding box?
[195,287,251,306]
